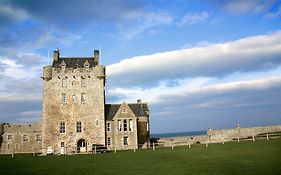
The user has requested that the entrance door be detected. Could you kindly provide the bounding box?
[77,139,87,153]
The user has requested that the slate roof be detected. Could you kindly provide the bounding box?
[52,58,98,68]
[105,103,149,121]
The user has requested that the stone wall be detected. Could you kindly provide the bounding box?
[207,125,281,143]
[137,116,150,148]
[155,125,281,147]
[0,123,4,149]
[42,65,106,155]
[106,103,138,150]
[0,122,42,154]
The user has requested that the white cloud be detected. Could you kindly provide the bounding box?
[0,5,29,22]
[107,76,281,104]
[107,30,281,87]
[19,110,42,117]
[213,0,276,14]
[177,11,209,26]
[121,12,173,40]
[0,57,42,80]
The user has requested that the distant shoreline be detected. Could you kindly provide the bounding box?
[151,130,206,138]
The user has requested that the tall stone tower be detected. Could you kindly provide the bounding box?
[41,49,105,155]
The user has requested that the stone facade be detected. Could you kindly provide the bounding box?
[105,101,150,150]
[0,123,42,154]
[0,50,150,155]
[155,125,281,147]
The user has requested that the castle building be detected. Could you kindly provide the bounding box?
[0,50,150,155]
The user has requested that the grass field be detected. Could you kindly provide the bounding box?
[0,138,280,175]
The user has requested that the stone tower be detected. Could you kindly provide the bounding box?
[41,49,106,155]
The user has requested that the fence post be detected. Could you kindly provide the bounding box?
[237,137,240,143]
[266,133,269,140]
[153,142,155,151]
[252,136,255,142]
[188,143,191,148]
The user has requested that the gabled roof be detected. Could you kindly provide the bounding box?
[105,103,149,121]
[52,58,98,68]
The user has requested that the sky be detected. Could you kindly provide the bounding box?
[0,0,281,134]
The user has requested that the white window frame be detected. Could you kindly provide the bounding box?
[22,135,28,143]
[107,123,111,132]
[60,122,65,134]
[81,93,86,103]
[7,134,13,141]
[123,137,128,145]
[36,134,41,142]
[72,95,77,103]
[129,119,133,131]
[61,93,67,103]
[107,137,111,146]
[123,119,127,131]
[62,79,67,87]
[81,78,86,87]
[76,121,82,133]
[118,120,122,131]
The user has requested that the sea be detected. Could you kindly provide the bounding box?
[151,130,206,138]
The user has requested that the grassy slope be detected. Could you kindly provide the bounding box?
[0,138,280,175]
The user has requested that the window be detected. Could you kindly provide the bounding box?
[61,93,66,103]
[107,137,111,146]
[122,108,127,113]
[123,119,127,131]
[23,135,28,143]
[81,93,86,103]
[129,119,133,131]
[60,122,65,134]
[107,123,111,132]
[76,121,82,133]
[61,142,65,148]
[72,95,77,103]
[123,137,128,145]
[72,81,77,87]
[7,134,12,141]
[118,120,122,131]
[81,78,86,87]
[36,134,41,142]
[62,79,67,87]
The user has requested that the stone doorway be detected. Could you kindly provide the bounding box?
[77,139,87,153]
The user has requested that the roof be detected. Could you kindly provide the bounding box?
[105,103,149,121]
[52,58,98,68]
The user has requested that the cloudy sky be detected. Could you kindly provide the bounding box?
[0,0,281,134]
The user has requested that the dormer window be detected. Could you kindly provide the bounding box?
[60,60,66,68]
[84,60,90,68]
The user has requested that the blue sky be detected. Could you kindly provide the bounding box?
[0,0,281,134]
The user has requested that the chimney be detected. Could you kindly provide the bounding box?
[137,99,142,104]
[94,50,99,64]
[54,48,60,62]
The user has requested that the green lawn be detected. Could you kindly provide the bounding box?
[0,138,281,175]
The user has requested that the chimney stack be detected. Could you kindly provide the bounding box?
[54,48,60,62]
[137,99,142,104]
[94,50,99,64]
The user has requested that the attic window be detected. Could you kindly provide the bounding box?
[60,60,66,68]
[122,108,127,113]
[84,60,90,68]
